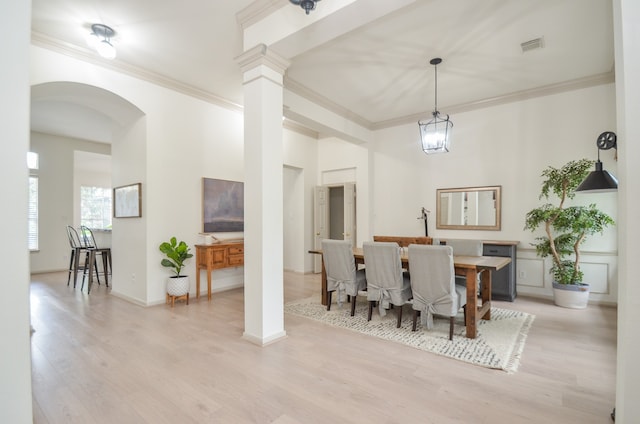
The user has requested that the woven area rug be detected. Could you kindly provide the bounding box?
[285,297,535,373]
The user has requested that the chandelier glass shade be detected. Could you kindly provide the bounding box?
[418,58,452,154]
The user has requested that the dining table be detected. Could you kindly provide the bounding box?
[309,247,511,339]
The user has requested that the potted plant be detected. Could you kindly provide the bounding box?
[524,159,615,308]
[159,237,193,299]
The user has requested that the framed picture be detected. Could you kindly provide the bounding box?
[113,183,142,218]
[202,178,244,232]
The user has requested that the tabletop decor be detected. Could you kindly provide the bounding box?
[285,296,534,373]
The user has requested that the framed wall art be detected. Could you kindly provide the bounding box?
[113,183,142,218]
[202,178,244,232]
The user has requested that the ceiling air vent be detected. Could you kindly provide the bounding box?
[521,37,545,53]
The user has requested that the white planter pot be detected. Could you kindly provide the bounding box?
[167,276,189,296]
[552,281,589,309]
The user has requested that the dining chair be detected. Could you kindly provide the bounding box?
[322,239,367,315]
[408,244,467,340]
[363,241,412,328]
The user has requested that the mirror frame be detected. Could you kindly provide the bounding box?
[436,185,502,231]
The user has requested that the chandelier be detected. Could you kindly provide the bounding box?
[418,58,453,154]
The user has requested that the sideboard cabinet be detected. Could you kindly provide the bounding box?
[482,241,517,302]
[195,242,244,300]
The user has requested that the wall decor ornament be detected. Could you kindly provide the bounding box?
[202,178,244,233]
[113,183,141,218]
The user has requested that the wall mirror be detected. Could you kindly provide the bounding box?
[436,186,501,230]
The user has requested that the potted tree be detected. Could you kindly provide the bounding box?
[159,237,193,301]
[524,159,615,308]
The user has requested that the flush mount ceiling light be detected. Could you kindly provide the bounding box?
[418,58,453,155]
[576,131,618,192]
[290,0,321,15]
[87,23,117,59]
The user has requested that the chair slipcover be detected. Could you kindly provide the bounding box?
[322,239,366,306]
[363,241,411,317]
[445,239,483,256]
[408,244,467,330]
[445,239,484,288]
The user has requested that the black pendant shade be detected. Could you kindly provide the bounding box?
[576,160,618,192]
[576,131,618,193]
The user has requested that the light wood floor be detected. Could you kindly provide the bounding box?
[30,271,616,424]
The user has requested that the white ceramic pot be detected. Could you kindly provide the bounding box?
[552,281,589,309]
[167,276,189,296]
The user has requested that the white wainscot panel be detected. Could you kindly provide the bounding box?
[516,257,545,288]
[580,262,609,294]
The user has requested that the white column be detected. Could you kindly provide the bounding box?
[614,0,640,421]
[0,0,33,422]
[237,45,290,345]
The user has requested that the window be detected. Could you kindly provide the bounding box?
[80,186,112,230]
[28,152,39,251]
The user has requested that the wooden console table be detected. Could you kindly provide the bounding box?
[195,242,244,300]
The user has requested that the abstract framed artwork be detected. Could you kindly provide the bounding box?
[113,183,142,218]
[202,178,244,232]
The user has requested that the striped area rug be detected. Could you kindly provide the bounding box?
[284,296,535,373]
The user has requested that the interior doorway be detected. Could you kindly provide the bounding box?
[313,183,356,272]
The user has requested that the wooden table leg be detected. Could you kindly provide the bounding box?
[464,268,478,339]
[481,268,492,320]
[196,267,201,300]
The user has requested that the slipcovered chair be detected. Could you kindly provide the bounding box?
[322,239,367,316]
[408,244,467,340]
[363,241,412,328]
[444,238,484,289]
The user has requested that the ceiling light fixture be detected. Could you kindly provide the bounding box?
[88,23,117,59]
[290,0,321,15]
[418,58,453,155]
[576,131,618,192]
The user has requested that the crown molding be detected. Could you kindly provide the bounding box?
[236,0,289,29]
[372,71,616,130]
[284,76,373,129]
[283,119,319,138]
[31,31,243,113]
[31,31,615,136]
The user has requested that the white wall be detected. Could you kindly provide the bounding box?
[283,127,319,273]
[320,83,618,303]
[0,0,33,422]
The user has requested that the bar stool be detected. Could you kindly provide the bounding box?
[79,226,112,293]
[66,226,90,288]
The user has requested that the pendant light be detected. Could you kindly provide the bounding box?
[418,58,453,154]
[576,131,618,192]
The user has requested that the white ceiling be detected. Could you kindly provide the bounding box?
[30,0,614,139]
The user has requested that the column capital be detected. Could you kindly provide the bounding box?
[236,44,290,75]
